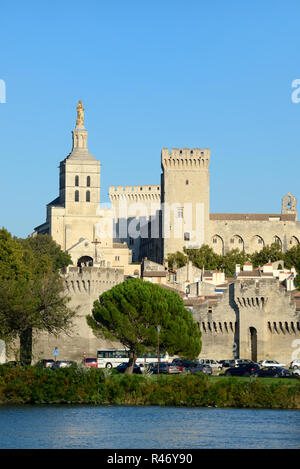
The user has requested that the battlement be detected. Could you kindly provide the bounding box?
[161,147,210,170]
[63,266,125,296]
[109,185,161,202]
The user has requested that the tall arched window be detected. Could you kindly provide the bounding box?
[87,176,90,187]
[86,190,90,202]
[75,190,79,202]
[75,175,79,186]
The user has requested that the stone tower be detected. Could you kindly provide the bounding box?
[59,100,101,220]
[282,193,297,218]
[161,147,210,259]
[35,101,101,252]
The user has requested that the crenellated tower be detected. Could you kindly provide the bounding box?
[161,147,210,259]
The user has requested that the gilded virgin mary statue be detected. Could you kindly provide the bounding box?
[76,100,85,127]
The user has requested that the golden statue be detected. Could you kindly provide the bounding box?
[76,100,84,127]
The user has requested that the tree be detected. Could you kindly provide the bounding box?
[250,243,283,268]
[17,234,73,272]
[284,245,300,272]
[220,249,250,277]
[0,229,75,364]
[87,278,201,373]
[166,251,188,270]
[294,275,300,291]
[184,244,221,270]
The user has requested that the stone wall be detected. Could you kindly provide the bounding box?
[189,279,300,363]
[32,266,125,363]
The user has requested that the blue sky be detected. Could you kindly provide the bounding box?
[1,0,300,238]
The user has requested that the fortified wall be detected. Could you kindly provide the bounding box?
[109,185,161,262]
[32,266,124,362]
[189,278,300,363]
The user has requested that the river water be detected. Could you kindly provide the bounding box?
[0,405,299,449]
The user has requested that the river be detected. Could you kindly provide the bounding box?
[0,405,299,449]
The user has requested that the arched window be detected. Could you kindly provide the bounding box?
[273,236,282,248]
[290,236,299,247]
[211,234,224,255]
[87,176,90,187]
[86,191,90,202]
[230,235,244,251]
[75,190,79,202]
[75,175,79,187]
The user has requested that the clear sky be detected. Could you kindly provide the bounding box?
[1,0,300,238]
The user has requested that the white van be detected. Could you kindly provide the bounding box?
[289,359,300,369]
[198,358,222,370]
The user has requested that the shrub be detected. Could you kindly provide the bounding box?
[0,367,299,408]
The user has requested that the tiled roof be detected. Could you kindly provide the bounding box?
[210,213,296,221]
[143,271,167,277]
[237,270,261,277]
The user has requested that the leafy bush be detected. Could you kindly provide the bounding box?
[0,366,299,408]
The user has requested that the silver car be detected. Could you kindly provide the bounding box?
[198,359,222,370]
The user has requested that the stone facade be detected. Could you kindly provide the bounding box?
[34,103,135,274]
[30,102,300,365]
[32,266,124,362]
[110,145,300,263]
[186,278,300,364]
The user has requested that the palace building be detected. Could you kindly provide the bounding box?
[35,101,300,269]
[30,102,300,364]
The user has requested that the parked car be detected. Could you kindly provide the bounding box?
[292,368,300,377]
[224,363,260,377]
[189,364,213,375]
[171,359,198,371]
[114,362,142,374]
[259,360,286,368]
[51,360,75,369]
[289,359,300,370]
[150,362,181,374]
[35,359,55,368]
[218,360,235,369]
[197,359,222,370]
[82,357,98,368]
[233,359,255,367]
[254,366,290,378]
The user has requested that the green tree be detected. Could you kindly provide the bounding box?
[184,244,222,270]
[87,278,201,373]
[0,230,75,364]
[17,234,73,272]
[283,245,300,272]
[294,274,300,291]
[166,251,188,270]
[250,243,283,268]
[220,249,250,277]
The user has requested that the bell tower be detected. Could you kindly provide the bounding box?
[282,193,297,219]
[59,100,101,216]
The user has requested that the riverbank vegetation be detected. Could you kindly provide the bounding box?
[0,365,299,409]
